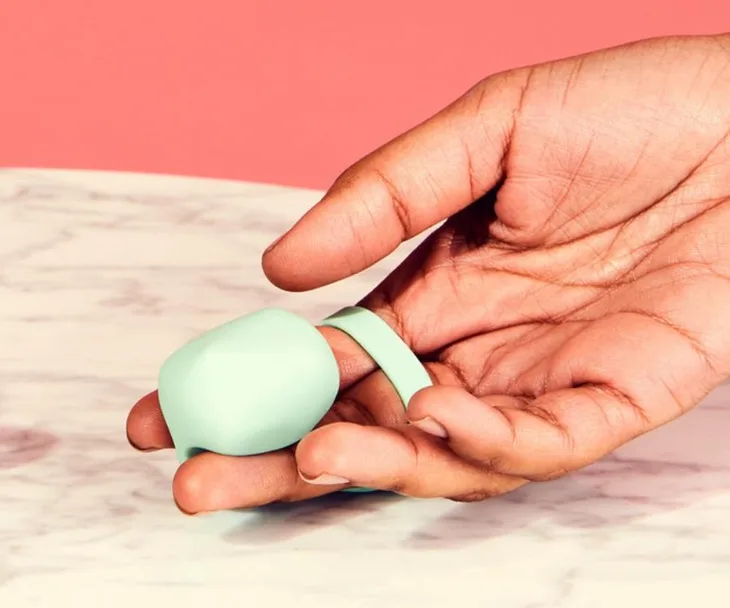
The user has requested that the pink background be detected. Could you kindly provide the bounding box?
[0,1,724,190]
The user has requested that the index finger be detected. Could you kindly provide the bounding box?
[262,70,528,292]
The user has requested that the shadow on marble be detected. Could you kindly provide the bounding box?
[407,399,730,549]
[223,491,405,544]
[222,393,730,548]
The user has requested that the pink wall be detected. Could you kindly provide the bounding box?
[0,1,724,190]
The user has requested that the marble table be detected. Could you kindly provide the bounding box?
[1,168,729,607]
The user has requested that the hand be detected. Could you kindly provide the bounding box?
[127,34,730,513]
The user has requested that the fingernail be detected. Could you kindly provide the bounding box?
[298,471,350,485]
[410,416,448,439]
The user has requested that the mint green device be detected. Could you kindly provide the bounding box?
[157,306,432,492]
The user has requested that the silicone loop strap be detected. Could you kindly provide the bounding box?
[322,306,433,494]
[321,306,432,407]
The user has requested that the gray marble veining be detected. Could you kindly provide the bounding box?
[1,168,729,607]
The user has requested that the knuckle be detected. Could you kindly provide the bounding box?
[329,397,377,426]
[478,454,509,474]
[385,481,411,495]
[447,489,500,503]
[360,292,411,347]
[297,427,348,472]
[330,161,364,192]
[524,467,571,483]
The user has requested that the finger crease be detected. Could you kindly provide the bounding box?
[372,166,413,239]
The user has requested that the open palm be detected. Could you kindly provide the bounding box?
[127,34,730,513]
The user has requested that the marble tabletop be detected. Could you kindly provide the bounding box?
[1,167,730,607]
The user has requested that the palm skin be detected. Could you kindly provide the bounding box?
[127,34,730,513]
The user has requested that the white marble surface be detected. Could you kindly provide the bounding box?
[1,167,730,607]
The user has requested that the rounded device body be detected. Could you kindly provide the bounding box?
[158,308,340,462]
[157,306,433,495]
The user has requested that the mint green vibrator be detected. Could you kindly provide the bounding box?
[156,306,432,493]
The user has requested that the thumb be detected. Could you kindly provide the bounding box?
[262,69,529,292]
